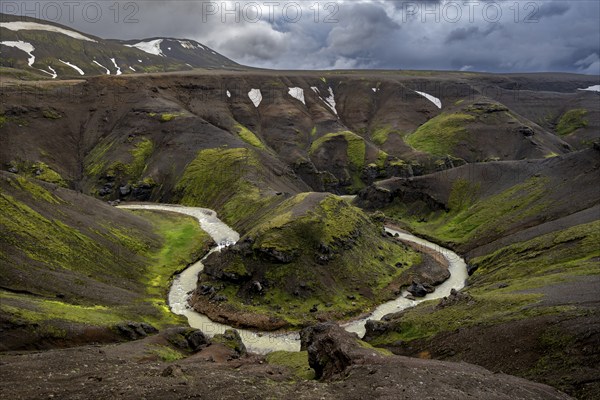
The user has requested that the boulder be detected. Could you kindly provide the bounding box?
[363,320,391,342]
[114,321,158,340]
[211,329,246,358]
[300,322,383,380]
[436,288,475,309]
[407,281,432,297]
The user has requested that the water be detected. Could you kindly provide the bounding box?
[119,204,467,354]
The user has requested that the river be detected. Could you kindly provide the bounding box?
[119,204,467,354]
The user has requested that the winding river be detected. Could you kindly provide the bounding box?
[119,204,468,354]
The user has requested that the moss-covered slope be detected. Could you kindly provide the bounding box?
[0,172,212,350]
[190,193,425,329]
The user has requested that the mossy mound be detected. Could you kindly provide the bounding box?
[192,193,421,329]
[556,109,588,136]
[405,113,475,156]
[175,147,276,228]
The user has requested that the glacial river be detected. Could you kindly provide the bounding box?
[119,204,468,354]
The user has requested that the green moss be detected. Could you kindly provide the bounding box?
[26,162,67,187]
[310,131,366,169]
[370,223,599,347]
[371,125,401,146]
[200,193,422,327]
[265,351,315,380]
[160,113,179,122]
[9,176,62,204]
[42,109,62,119]
[545,152,559,158]
[356,339,393,356]
[389,176,549,246]
[369,292,571,346]
[376,151,388,169]
[127,139,154,179]
[148,345,186,362]
[234,124,265,149]
[469,221,600,293]
[405,113,475,156]
[0,114,6,127]
[310,126,317,137]
[176,147,272,226]
[84,140,113,177]
[556,109,588,136]
[0,292,126,326]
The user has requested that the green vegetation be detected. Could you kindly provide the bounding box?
[469,221,600,293]
[199,193,422,327]
[405,113,475,156]
[310,131,366,169]
[556,109,588,136]
[8,176,62,204]
[266,351,315,379]
[370,221,598,347]
[0,179,214,337]
[371,125,401,146]
[42,109,62,119]
[0,114,6,127]
[84,140,113,176]
[234,124,266,149]
[385,176,549,246]
[127,139,154,179]
[160,113,179,122]
[130,210,212,306]
[176,147,274,227]
[29,162,67,187]
[148,345,186,362]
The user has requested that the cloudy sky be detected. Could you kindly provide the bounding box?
[5,0,600,74]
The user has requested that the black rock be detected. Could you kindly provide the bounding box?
[119,185,131,196]
[467,263,479,276]
[186,330,209,351]
[363,320,391,342]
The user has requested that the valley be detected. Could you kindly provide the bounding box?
[1,12,599,400]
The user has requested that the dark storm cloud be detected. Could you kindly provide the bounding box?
[444,25,499,44]
[3,0,599,74]
[536,1,571,19]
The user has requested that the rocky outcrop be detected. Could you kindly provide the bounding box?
[300,322,384,380]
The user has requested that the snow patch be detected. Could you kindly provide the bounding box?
[47,66,57,79]
[129,66,136,72]
[578,85,600,93]
[167,47,172,51]
[415,91,442,109]
[248,89,262,107]
[372,87,380,93]
[324,87,338,115]
[227,90,231,98]
[311,86,338,116]
[59,59,85,75]
[38,66,57,79]
[0,21,96,42]
[288,87,305,105]
[126,39,164,57]
[211,51,217,55]
[138,59,143,63]
[93,60,110,75]
[0,40,35,66]
[110,58,122,75]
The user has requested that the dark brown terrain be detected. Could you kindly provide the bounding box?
[1,17,599,398]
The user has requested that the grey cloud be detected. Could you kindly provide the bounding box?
[536,1,571,19]
[4,0,599,75]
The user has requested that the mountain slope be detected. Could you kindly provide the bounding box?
[0,13,240,79]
